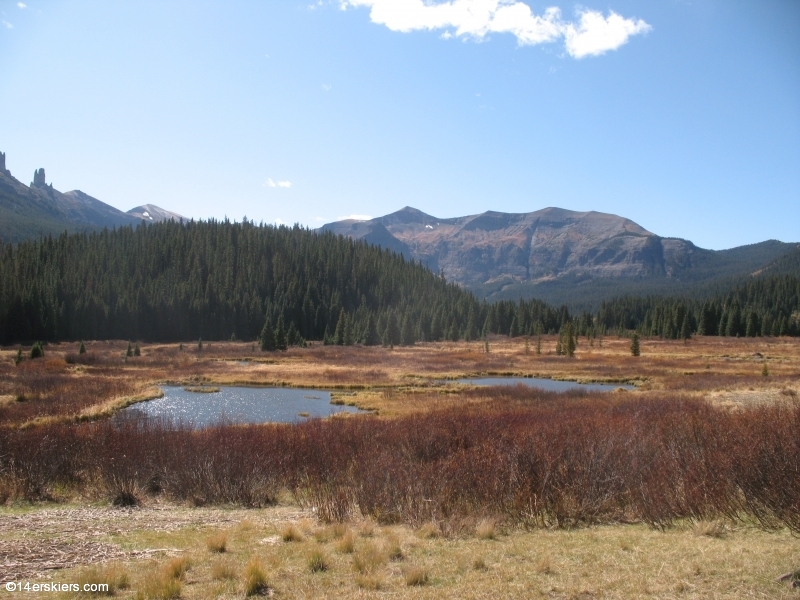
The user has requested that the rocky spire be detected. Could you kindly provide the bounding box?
[0,151,5,173]
[32,168,46,188]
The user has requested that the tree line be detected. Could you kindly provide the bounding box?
[0,220,796,346]
[0,220,572,346]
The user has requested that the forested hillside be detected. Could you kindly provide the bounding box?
[1,220,796,345]
[594,275,800,338]
[0,220,568,345]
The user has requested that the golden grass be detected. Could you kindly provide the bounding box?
[243,558,269,596]
[403,564,429,586]
[0,502,792,599]
[280,523,304,542]
[306,547,329,572]
[76,563,130,596]
[205,530,227,553]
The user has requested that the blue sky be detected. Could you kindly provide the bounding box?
[0,0,798,250]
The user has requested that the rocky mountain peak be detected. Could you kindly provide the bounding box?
[31,168,47,188]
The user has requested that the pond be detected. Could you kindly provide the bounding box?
[452,377,635,392]
[116,385,366,428]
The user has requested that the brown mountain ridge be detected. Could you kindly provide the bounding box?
[321,206,796,306]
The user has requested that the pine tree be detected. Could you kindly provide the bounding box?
[630,332,640,356]
[400,314,415,346]
[126,341,133,357]
[260,317,276,351]
[364,314,379,346]
[680,313,691,340]
[79,341,86,354]
[30,342,44,359]
[334,309,346,346]
[509,316,519,338]
[134,344,141,356]
[275,318,288,351]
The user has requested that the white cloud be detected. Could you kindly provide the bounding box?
[563,10,651,58]
[340,1,650,58]
[337,214,372,221]
[17,3,26,9]
[322,83,332,91]
[2,19,13,28]
[275,218,284,225]
[263,178,292,188]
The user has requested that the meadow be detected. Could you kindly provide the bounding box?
[0,335,798,598]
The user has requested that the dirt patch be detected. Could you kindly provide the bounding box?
[0,504,311,581]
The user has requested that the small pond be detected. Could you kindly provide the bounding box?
[117,385,366,428]
[453,377,635,392]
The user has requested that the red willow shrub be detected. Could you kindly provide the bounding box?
[0,389,797,531]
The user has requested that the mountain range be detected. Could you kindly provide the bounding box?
[0,152,183,244]
[321,207,798,309]
[2,151,796,310]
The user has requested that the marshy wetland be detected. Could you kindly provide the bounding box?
[1,335,799,598]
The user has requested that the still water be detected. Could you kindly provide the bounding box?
[117,385,365,428]
[453,377,635,392]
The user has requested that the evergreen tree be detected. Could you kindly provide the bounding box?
[680,313,691,340]
[126,342,133,357]
[364,314,380,346]
[260,317,276,351]
[400,313,415,346]
[275,317,288,351]
[30,342,44,359]
[630,332,640,356]
[386,311,401,346]
[334,309,346,346]
[134,344,141,356]
[79,341,86,354]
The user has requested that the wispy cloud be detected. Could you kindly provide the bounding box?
[337,214,372,221]
[2,19,13,28]
[322,83,332,91]
[17,3,26,9]
[263,178,292,188]
[340,1,650,58]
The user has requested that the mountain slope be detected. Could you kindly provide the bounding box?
[0,165,141,243]
[322,207,797,309]
[127,204,186,222]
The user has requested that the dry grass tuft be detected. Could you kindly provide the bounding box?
[353,541,387,575]
[385,534,403,561]
[211,559,237,581]
[335,530,356,554]
[416,522,440,539]
[243,559,270,596]
[404,565,429,586]
[476,518,496,540]
[693,520,727,538]
[355,574,384,590]
[472,556,488,571]
[314,523,347,542]
[77,563,130,595]
[535,554,554,574]
[280,523,303,542]
[206,530,227,552]
[306,547,330,572]
[162,556,191,581]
